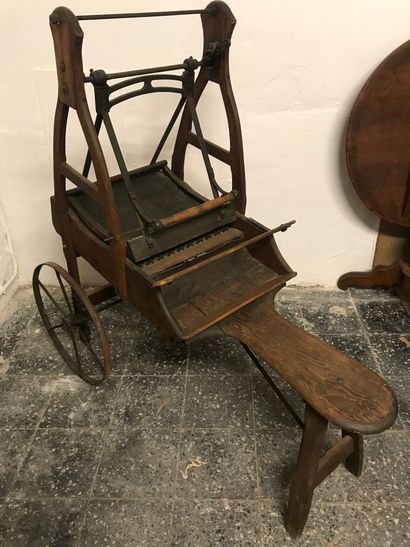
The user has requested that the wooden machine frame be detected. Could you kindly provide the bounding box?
[33,2,397,539]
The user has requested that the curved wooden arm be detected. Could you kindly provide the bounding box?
[172,1,246,213]
[50,7,127,298]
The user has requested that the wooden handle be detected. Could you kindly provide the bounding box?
[151,190,238,231]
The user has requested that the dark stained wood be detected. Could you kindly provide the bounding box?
[172,1,246,213]
[61,162,99,201]
[338,261,403,290]
[76,101,128,299]
[340,40,410,300]
[174,272,295,340]
[41,6,400,540]
[51,201,179,337]
[285,411,361,538]
[347,40,410,227]
[153,222,294,288]
[49,7,86,109]
[186,131,231,164]
[53,97,81,286]
[222,296,397,434]
[286,405,328,539]
[234,214,295,276]
[314,434,353,487]
[342,430,363,477]
[140,227,243,276]
[50,7,127,299]
[88,284,116,305]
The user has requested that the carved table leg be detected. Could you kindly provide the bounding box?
[337,261,402,291]
[286,404,327,539]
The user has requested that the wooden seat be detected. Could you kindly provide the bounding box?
[162,249,296,339]
[222,297,397,434]
[222,296,397,538]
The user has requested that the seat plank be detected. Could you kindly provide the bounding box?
[222,297,397,434]
[168,250,295,339]
[139,227,243,277]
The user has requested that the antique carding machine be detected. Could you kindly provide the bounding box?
[33,3,397,538]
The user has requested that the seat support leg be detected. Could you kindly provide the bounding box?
[63,242,80,283]
[286,404,328,539]
[342,430,363,477]
[62,236,82,313]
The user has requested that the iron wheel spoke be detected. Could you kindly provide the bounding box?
[47,322,63,331]
[33,262,111,384]
[55,270,74,314]
[81,337,105,373]
[38,281,67,317]
[68,329,83,375]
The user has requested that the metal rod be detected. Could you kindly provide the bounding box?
[187,96,221,198]
[241,343,305,429]
[110,86,182,108]
[110,74,183,93]
[153,221,295,288]
[85,63,187,83]
[95,296,122,313]
[150,96,187,164]
[102,113,148,223]
[77,9,210,21]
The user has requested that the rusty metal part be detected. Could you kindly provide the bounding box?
[32,262,111,384]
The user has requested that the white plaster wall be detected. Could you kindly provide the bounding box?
[0,204,18,314]
[0,0,408,285]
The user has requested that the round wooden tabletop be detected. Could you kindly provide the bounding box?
[346,40,410,227]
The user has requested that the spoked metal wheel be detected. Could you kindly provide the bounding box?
[32,262,111,384]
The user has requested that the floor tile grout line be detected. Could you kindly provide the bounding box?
[3,289,410,543]
[76,355,128,542]
[173,342,190,492]
[249,367,265,545]
[348,294,407,429]
[249,370,261,495]
[347,293,405,431]
[8,425,273,431]
[169,499,175,529]
[346,293,385,376]
[4,493,410,506]
[4,376,59,505]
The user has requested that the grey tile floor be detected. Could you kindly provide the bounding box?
[0,286,409,546]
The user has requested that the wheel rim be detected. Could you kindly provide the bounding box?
[32,262,111,384]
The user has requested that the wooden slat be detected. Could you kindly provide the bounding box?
[153,221,295,287]
[314,435,354,487]
[140,228,243,277]
[88,284,116,305]
[61,162,99,201]
[153,220,296,287]
[174,271,295,340]
[110,160,167,184]
[186,131,231,165]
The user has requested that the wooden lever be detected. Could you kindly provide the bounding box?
[150,190,238,232]
[153,220,295,287]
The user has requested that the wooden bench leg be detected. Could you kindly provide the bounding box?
[342,430,363,477]
[286,404,327,539]
[286,405,363,539]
